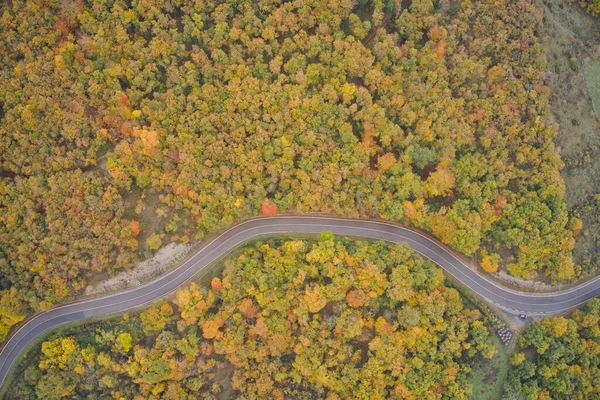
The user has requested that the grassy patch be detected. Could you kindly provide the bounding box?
[540,0,600,271]
[468,334,511,400]
[584,59,600,119]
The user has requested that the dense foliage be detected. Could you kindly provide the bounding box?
[11,236,496,399]
[505,299,600,400]
[0,0,579,340]
[570,0,600,16]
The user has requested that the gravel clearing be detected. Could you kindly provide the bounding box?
[494,270,558,292]
[85,242,191,296]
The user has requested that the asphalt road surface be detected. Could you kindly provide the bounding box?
[2,215,600,388]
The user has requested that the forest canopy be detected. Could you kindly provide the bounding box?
[0,0,579,341]
[505,299,600,400]
[9,236,496,399]
[570,0,600,16]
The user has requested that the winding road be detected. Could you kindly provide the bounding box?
[2,215,600,388]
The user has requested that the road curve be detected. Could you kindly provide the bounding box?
[2,215,600,387]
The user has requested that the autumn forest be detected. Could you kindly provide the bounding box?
[0,0,599,398]
[9,237,498,399]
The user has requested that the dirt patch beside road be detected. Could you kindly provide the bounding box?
[85,242,191,296]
